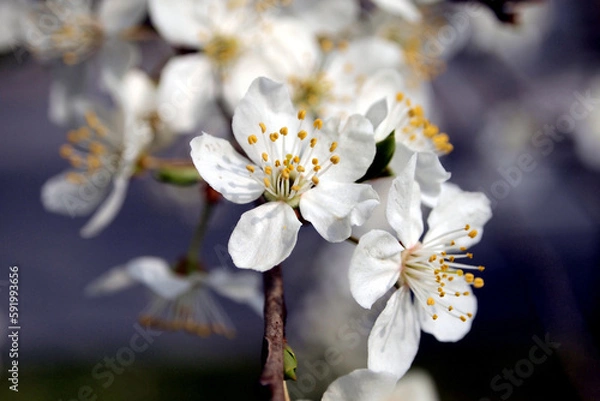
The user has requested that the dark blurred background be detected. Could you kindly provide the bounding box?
[1,0,600,400]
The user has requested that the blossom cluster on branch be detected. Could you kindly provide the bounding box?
[1,0,549,399]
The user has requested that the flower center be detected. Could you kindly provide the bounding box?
[390,92,453,155]
[204,34,240,67]
[400,224,485,322]
[289,73,334,114]
[59,111,121,184]
[48,15,104,65]
[244,111,340,207]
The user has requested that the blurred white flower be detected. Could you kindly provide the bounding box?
[0,0,25,53]
[371,0,441,23]
[85,256,263,337]
[349,157,492,379]
[316,368,439,401]
[191,77,379,271]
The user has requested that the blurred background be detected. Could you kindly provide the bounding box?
[1,0,600,400]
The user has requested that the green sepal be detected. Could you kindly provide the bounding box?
[153,166,201,186]
[358,131,396,182]
[283,343,298,381]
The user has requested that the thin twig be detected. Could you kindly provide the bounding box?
[260,265,286,401]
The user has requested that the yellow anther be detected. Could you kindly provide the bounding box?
[259,122,267,133]
[262,152,269,162]
[409,134,417,142]
[464,224,471,230]
[286,154,293,161]
[313,165,321,172]
[312,158,319,165]
[246,165,255,173]
[440,282,445,287]
[313,119,323,129]
[439,292,445,297]
[478,266,485,271]
[297,166,305,173]
[468,230,478,238]
[448,277,454,281]
[66,172,85,184]
[264,166,272,175]
[297,110,306,120]
[330,155,340,164]
[474,278,484,288]
[455,292,461,297]
[310,138,317,148]
[451,241,456,246]
[430,254,437,261]
[87,155,101,170]
[89,142,105,155]
[270,133,279,142]
[466,253,473,259]
[297,130,308,140]
[448,305,454,311]
[467,313,473,318]
[248,135,258,145]
[460,246,467,251]
[311,176,319,185]
[291,185,300,191]
[460,316,467,322]
[456,269,464,276]
[437,288,443,293]
[85,111,99,128]
[280,126,288,136]
[432,314,438,320]
[463,291,470,296]
[395,92,404,102]
[441,251,447,256]
[70,155,83,168]
[329,142,338,152]
[59,144,74,158]
[282,168,290,179]
[293,156,300,163]
[263,177,271,187]
[275,160,281,167]
[426,297,435,306]
[465,273,474,283]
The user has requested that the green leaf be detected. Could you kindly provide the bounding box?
[283,343,298,381]
[358,131,395,182]
[153,166,202,186]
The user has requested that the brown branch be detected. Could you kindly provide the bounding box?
[260,265,287,401]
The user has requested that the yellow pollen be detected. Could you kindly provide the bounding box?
[460,246,467,251]
[395,92,404,102]
[478,266,485,271]
[474,278,484,288]
[468,230,478,238]
[291,185,300,191]
[463,291,470,296]
[275,160,281,167]
[66,172,85,184]
[460,316,467,322]
[280,127,288,136]
[263,177,271,187]
[297,166,305,173]
[262,153,269,162]
[293,156,300,163]
[59,144,74,158]
[297,130,307,140]
[312,176,319,185]
[259,122,267,133]
[451,240,456,246]
[329,142,338,152]
[455,292,461,297]
[465,273,474,283]
[432,314,438,320]
[448,277,454,281]
[310,138,317,148]
[426,297,435,306]
[89,142,105,155]
[456,269,464,276]
[464,224,471,230]
[282,168,290,179]
[312,158,319,165]
[87,155,101,170]
[248,135,258,145]
[270,133,279,142]
[330,155,340,164]
[449,256,455,262]
[467,313,473,318]
[313,166,321,172]
[85,111,100,128]
[265,166,272,174]
[313,119,323,129]
[437,288,443,293]
[439,292,445,297]
[466,253,473,259]
[246,165,255,173]
[69,155,83,168]
[448,306,454,311]
[297,110,306,120]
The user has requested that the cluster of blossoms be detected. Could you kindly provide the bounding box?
[3,0,551,398]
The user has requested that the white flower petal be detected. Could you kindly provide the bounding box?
[205,269,264,315]
[372,0,422,22]
[97,0,147,35]
[300,182,379,243]
[99,39,141,98]
[41,170,109,217]
[349,229,402,309]
[84,266,136,297]
[228,202,301,271]
[322,368,398,401]
[417,280,477,342]
[424,183,492,248]
[80,173,130,238]
[232,77,297,163]
[126,257,192,299]
[157,54,216,133]
[190,134,264,204]
[368,287,421,379]
[148,0,204,47]
[352,177,396,238]
[390,145,450,208]
[288,0,359,36]
[388,370,440,401]
[365,98,388,134]
[319,114,376,183]
[116,69,157,117]
[386,156,423,246]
